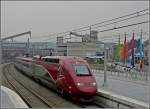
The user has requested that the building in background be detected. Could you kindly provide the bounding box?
[30,42,56,56]
[2,41,55,63]
[82,30,98,42]
[56,30,115,61]
[56,43,67,56]
[56,36,67,56]
[57,36,63,45]
[67,42,97,57]
[56,30,99,57]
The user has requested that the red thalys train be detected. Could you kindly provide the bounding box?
[15,56,97,101]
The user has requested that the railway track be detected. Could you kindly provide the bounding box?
[75,102,104,108]
[3,66,53,108]
[2,63,104,108]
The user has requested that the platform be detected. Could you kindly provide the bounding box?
[1,86,28,108]
[94,72,149,103]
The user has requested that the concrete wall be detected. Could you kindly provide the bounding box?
[67,42,97,57]
[95,89,149,109]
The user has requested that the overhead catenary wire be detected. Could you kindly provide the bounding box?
[99,37,149,44]
[56,8,149,35]
[69,8,149,32]
[71,12,149,33]
[91,13,149,29]
[39,20,149,43]
[99,31,149,38]
[89,9,149,27]
[32,17,148,41]
[40,35,79,43]
[33,9,149,40]
[97,20,149,33]
[92,33,149,43]
[44,30,149,44]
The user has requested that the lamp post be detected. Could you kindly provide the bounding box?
[103,43,109,87]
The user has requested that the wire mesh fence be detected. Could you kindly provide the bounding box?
[91,63,149,82]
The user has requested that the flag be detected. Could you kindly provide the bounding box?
[139,31,143,69]
[122,33,128,64]
[117,34,121,62]
[130,32,135,67]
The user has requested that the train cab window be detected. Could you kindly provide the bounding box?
[73,65,91,76]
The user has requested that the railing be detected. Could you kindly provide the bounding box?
[91,64,149,81]
[96,89,149,109]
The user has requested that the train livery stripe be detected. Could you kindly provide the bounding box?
[35,64,56,83]
[55,75,65,83]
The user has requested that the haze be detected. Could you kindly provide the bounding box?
[1,1,149,42]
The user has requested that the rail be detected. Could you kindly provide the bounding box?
[3,63,149,108]
[3,65,53,108]
[2,63,104,108]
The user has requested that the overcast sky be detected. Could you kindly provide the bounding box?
[1,1,149,42]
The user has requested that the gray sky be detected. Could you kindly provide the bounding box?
[1,1,149,42]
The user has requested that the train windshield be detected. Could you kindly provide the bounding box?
[73,65,90,76]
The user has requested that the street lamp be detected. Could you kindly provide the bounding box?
[103,43,109,87]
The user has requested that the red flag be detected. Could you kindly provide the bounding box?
[122,33,128,64]
[130,32,135,67]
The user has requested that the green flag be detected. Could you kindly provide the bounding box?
[117,34,121,62]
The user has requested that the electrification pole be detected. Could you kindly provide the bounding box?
[89,26,91,38]
[27,38,30,56]
[103,43,108,87]
[1,31,31,58]
[0,35,2,64]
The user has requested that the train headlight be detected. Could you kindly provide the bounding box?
[77,82,84,86]
[91,82,96,86]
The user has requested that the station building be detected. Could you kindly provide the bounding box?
[1,41,55,63]
[56,31,115,62]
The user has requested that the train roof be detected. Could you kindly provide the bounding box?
[16,56,86,63]
[42,56,80,59]
[42,56,84,61]
[16,57,34,61]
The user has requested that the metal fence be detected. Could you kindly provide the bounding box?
[91,64,149,81]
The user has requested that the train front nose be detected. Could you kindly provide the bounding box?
[76,82,97,97]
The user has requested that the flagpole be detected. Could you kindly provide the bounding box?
[131,31,135,68]
[139,29,143,71]
[117,33,121,63]
[125,32,127,66]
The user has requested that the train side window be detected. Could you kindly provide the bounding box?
[54,59,59,63]
[45,58,48,62]
[44,58,59,63]
[45,58,51,62]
